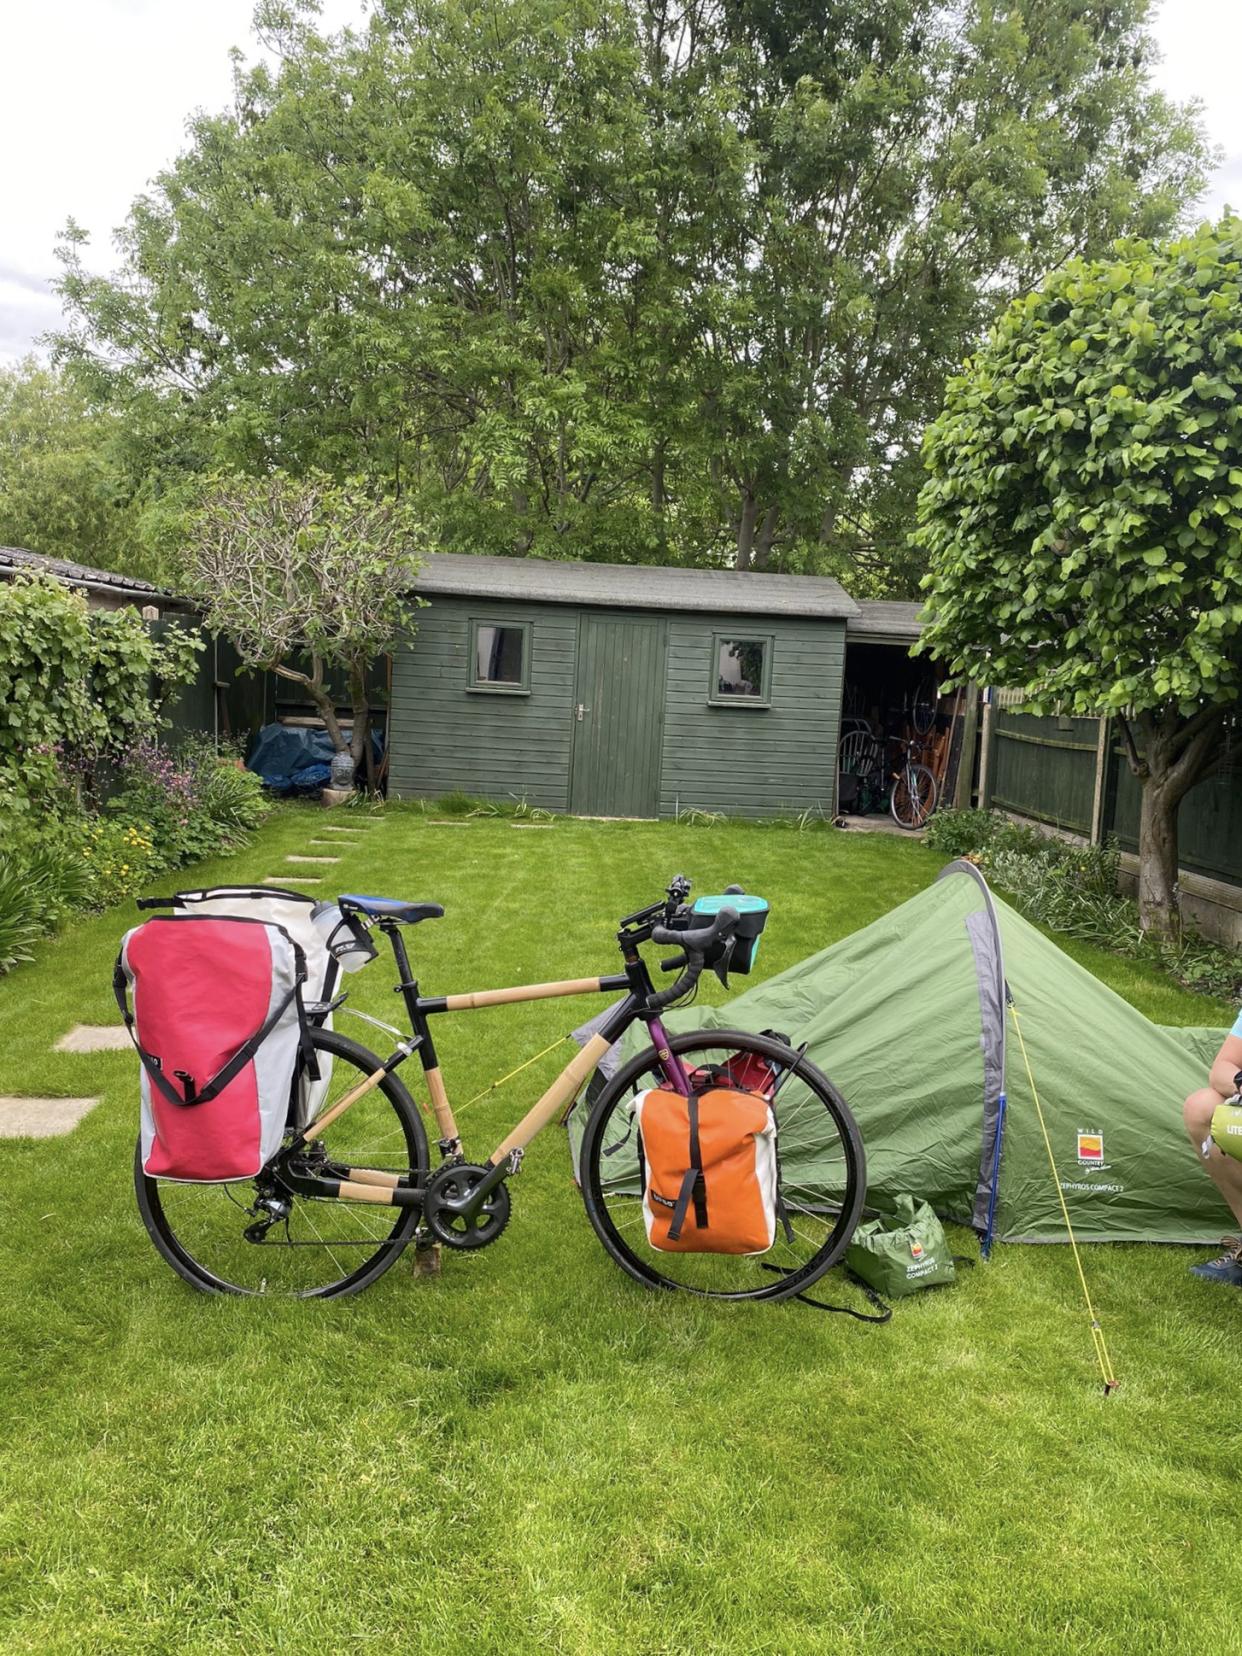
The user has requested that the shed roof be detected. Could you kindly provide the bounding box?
[414,552,858,620]
[0,546,194,609]
[845,600,923,643]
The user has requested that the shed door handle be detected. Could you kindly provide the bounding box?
[575,703,590,722]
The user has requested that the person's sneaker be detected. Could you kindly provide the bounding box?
[1189,1236,1242,1285]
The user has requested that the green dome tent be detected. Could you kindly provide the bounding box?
[573,862,1230,1248]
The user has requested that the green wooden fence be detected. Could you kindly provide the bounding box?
[985,701,1242,888]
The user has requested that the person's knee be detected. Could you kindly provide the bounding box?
[1185,1087,1220,1136]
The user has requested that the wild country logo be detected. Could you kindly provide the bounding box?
[1062,1129,1124,1196]
[1076,1132,1104,1165]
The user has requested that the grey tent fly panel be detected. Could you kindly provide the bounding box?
[387,555,856,818]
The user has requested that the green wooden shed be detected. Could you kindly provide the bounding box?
[388,554,859,819]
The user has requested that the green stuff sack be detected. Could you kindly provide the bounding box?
[845,1194,961,1298]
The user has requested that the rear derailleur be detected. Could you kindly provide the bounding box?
[243,1186,292,1244]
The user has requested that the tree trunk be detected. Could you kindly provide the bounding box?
[753,504,779,571]
[1122,704,1228,938]
[348,660,371,788]
[736,489,759,570]
[273,657,348,752]
[1136,776,1180,941]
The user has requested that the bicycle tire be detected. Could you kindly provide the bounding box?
[890,762,938,830]
[909,676,938,736]
[579,1029,866,1302]
[135,1026,430,1298]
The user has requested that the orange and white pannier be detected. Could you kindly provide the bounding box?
[629,1086,779,1254]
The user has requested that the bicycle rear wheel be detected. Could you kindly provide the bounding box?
[579,1030,865,1301]
[890,762,938,829]
[135,1026,430,1297]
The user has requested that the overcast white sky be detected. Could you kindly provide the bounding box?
[1,0,1239,366]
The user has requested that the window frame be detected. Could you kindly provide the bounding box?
[708,631,774,708]
[466,617,532,696]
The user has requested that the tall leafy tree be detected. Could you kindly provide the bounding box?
[54,0,1207,591]
[915,219,1242,938]
[0,359,141,573]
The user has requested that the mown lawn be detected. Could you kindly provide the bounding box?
[0,808,1237,1655]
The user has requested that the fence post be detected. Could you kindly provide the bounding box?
[978,690,995,810]
[1090,716,1110,845]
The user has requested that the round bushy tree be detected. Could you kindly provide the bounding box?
[916,218,1242,936]
[182,474,423,778]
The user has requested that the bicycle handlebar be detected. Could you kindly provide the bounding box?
[651,907,738,955]
[645,906,739,1010]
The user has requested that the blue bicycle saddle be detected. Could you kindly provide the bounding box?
[338,895,445,924]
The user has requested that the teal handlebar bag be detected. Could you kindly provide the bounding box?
[844,1194,963,1298]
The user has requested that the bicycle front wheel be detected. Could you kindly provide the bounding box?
[891,763,938,829]
[579,1030,865,1301]
[135,1026,430,1297]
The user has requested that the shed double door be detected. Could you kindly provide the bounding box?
[569,615,666,818]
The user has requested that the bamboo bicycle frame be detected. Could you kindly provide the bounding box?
[295,918,688,1207]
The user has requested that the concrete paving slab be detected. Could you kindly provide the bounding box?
[0,1096,100,1137]
[263,875,323,886]
[54,1025,130,1054]
[836,815,925,839]
[285,855,340,864]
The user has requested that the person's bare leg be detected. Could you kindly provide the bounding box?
[1184,1088,1242,1230]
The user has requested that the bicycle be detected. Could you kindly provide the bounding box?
[889,736,939,830]
[135,877,866,1301]
[837,725,885,814]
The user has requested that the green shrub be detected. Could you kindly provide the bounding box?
[0,572,200,773]
[922,807,997,859]
[0,859,49,973]
[984,849,1141,954]
[106,734,270,872]
[194,752,270,845]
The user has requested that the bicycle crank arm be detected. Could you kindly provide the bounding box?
[435,1151,519,1222]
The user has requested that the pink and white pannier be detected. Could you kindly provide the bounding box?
[116,914,307,1182]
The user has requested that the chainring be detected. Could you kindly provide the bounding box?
[423,1161,512,1250]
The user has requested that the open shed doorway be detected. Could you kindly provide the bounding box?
[838,638,965,825]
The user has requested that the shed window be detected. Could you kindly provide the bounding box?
[469,621,530,693]
[710,635,772,706]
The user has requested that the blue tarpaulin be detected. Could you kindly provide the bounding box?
[247,723,383,794]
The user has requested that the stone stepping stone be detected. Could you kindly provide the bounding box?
[0,1096,100,1138]
[54,1025,130,1054]
[319,825,372,835]
[286,855,340,864]
[308,839,356,847]
[510,824,554,830]
[263,875,323,886]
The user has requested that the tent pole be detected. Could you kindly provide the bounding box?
[981,1091,1007,1259]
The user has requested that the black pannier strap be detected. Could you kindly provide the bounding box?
[667,1092,709,1241]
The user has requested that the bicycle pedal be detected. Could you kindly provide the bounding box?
[411,1241,442,1279]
